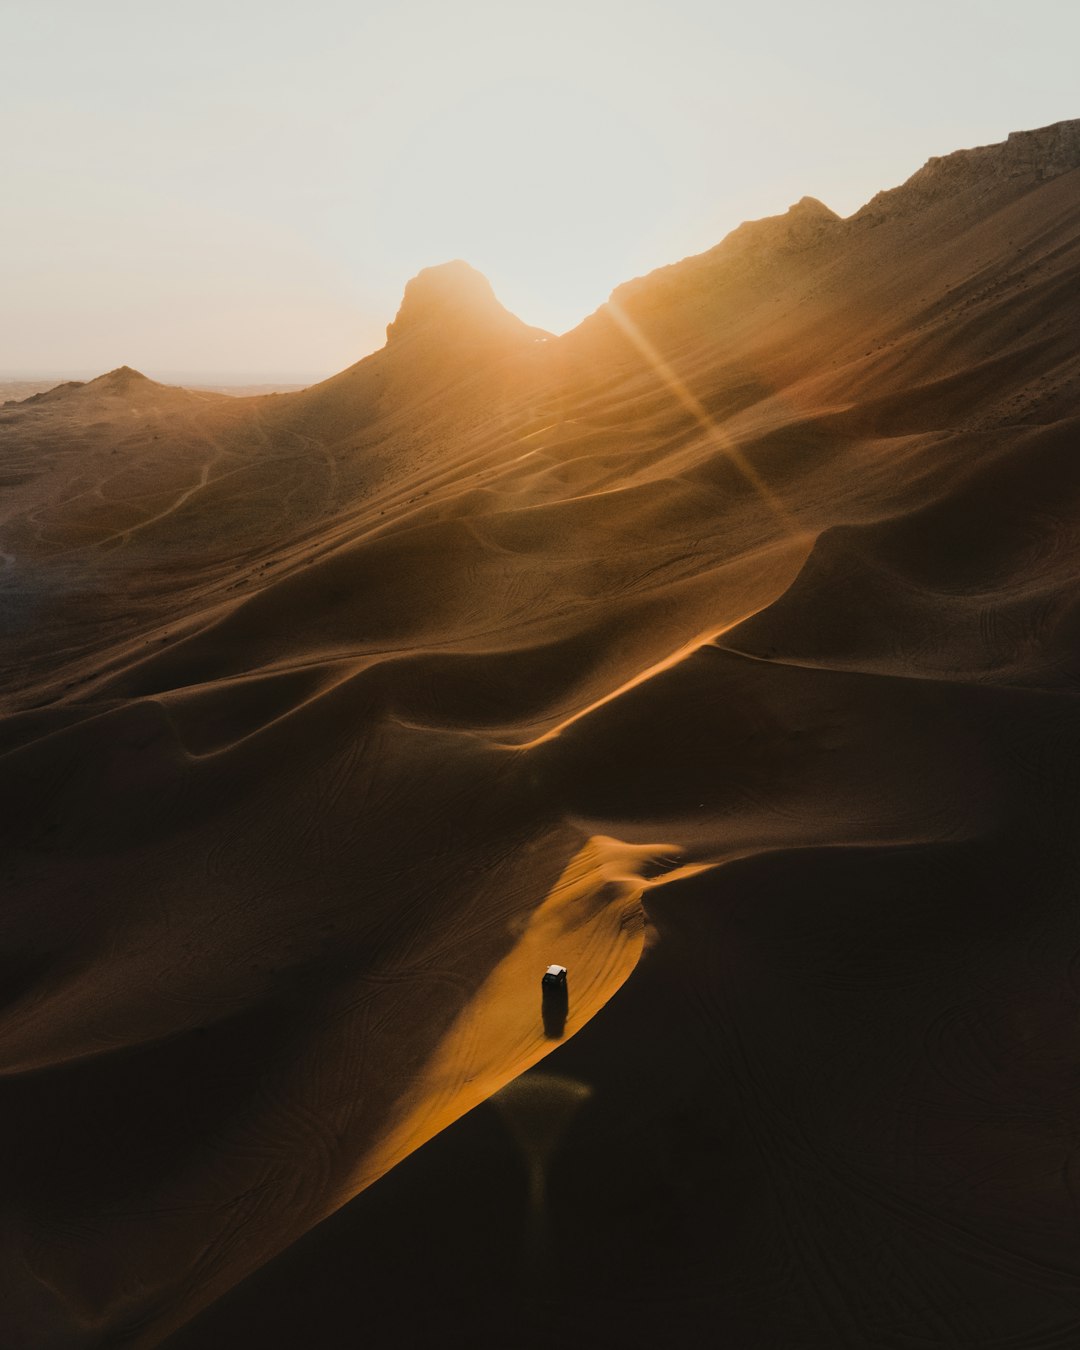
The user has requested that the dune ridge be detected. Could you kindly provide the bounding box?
[1,120,1079,1347]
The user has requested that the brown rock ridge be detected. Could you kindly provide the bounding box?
[603,118,1080,324]
[854,116,1080,221]
[384,258,550,347]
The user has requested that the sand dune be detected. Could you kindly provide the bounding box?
[2,120,1080,1348]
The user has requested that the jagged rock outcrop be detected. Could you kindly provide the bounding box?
[590,119,1078,337]
[600,194,843,326]
[854,118,1080,222]
[711,194,842,258]
[384,260,549,348]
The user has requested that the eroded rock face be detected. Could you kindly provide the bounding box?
[855,118,1080,221]
[384,260,548,347]
[994,119,1080,179]
[607,120,1079,319]
[718,194,843,256]
[930,119,1080,184]
[604,194,844,318]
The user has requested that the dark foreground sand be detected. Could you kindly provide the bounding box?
[2,121,1080,1348]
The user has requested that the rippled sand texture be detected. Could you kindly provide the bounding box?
[2,121,1080,1348]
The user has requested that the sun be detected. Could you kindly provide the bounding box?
[359,78,681,338]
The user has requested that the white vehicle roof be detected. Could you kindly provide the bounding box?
[545,964,567,976]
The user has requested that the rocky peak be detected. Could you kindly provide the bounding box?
[714,196,842,259]
[998,119,1080,177]
[384,261,548,348]
[603,195,842,321]
[90,365,156,391]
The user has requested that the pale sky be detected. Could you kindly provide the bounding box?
[2,0,1077,382]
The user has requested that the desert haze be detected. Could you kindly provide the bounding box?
[2,120,1080,1348]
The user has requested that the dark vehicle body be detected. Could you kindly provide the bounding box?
[541,964,568,1038]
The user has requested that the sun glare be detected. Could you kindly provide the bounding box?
[3,0,1077,376]
[358,80,680,339]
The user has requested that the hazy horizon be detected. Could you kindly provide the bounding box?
[0,367,319,388]
[4,0,1078,380]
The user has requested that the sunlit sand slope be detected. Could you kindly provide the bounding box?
[1,121,1079,1348]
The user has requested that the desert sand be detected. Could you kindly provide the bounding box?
[1,120,1079,1348]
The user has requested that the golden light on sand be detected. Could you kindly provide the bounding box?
[606,299,806,538]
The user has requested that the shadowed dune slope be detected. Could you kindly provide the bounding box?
[1,121,1080,1349]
